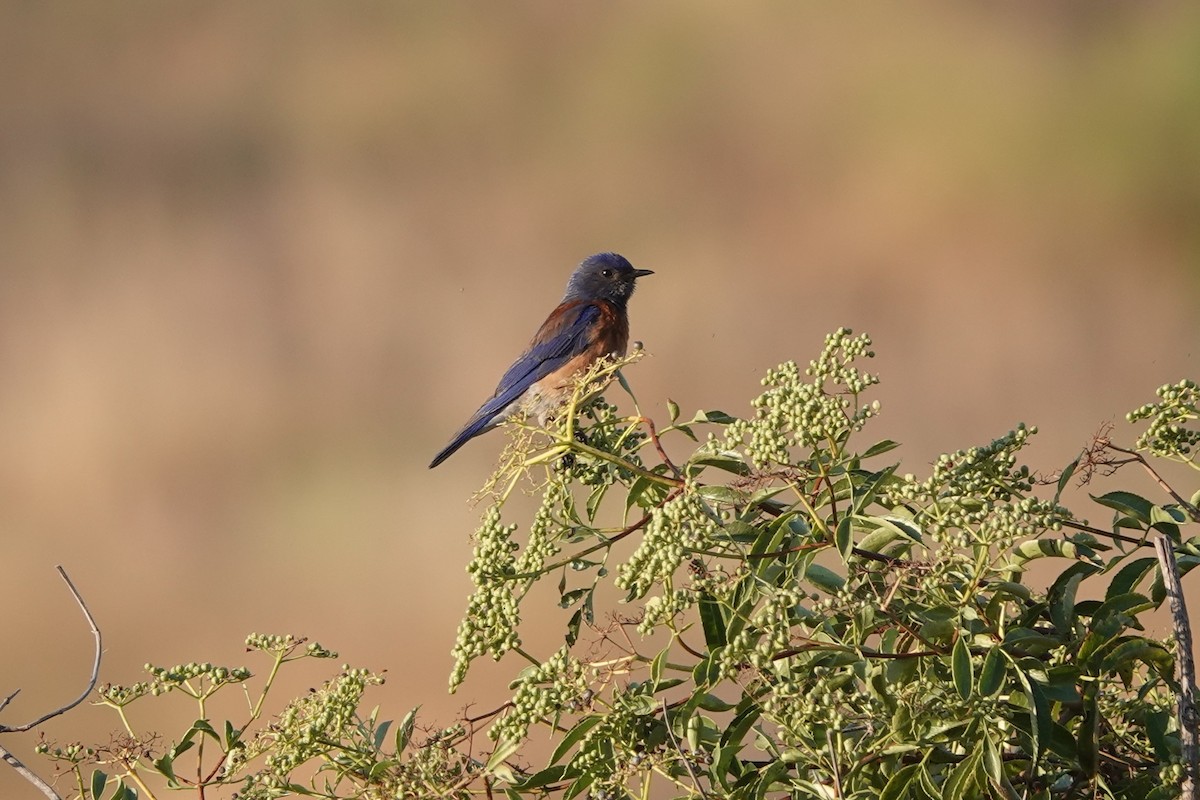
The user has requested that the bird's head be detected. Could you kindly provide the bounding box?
[564,253,654,305]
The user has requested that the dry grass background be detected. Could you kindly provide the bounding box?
[1,3,1198,796]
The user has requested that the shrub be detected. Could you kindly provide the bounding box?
[11,330,1199,800]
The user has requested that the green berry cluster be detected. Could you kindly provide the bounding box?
[95,681,154,706]
[885,425,1064,549]
[227,666,384,798]
[514,478,567,575]
[145,661,253,694]
[616,487,719,600]
[638,587,697,635]
[450,505,522,692]
[33,741,96,764]
[489,647,588,745]
[1128,378,1200,465]
[722,328,879,466]
[245,633,336,660]
[564,688,670,794]
[556,396,647,487]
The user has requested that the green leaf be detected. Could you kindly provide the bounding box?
[804,563,846,595]
[849,465,900,515]
[699,485,744,505]
[91,769,109,800]
[687,454,752,476]
[1054,454,1080,503]
[1012,538,1101,568]
[1099,638,1174,674]
[943,739,984,800]
[563,772,594,800]
[649,647,667,689]
[585,482,608,522]
[1078,683,1099,777]
[880,763,921,800]
[549,715,602,765]
[667,399,680,423]
[952,637,973,701]
[1048,570,1084,641]
[691,409,736,425]
[514,764,576,791]
[152,752,178,787]
[699,593,727,649]
[835,515,853,560]
[715,701,760,786]
[1106,557,1158,599]
[485,737,522,775]
[1091,490,1154,525]
[624,694,658,715]
[1005,654,1050,765]
[185,719,220,741]
[861,439,901,460]
[565,607,583,647]
[224,719,241,750]
[692,648,724,690]
[559,588,590,608]
[979,648,1005,696]
[395,706,418,753]
[696,693,736,712]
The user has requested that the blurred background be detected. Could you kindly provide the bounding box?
[1,3,1198,795]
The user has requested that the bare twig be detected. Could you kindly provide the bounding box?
[1154,535,1198,799]
[661,699,710,799]
[0,566,102,734]
[0,743,61,800]
[640,415,683,480]
[0,566,101,800]
[1059,519,1149,547]
[1109,444,1200,522]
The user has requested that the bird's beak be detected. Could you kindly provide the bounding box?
[632,269,654,278]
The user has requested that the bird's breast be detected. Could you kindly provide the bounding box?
[524,301,629,423]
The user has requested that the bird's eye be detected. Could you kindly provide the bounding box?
[601,269,614,278]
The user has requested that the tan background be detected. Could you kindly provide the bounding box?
[1,3,1198,796]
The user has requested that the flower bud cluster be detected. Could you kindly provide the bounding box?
[723,329,879,466]
[556,396,646,486]
[227,667,383,796]
[34,741,96,763]
[489,648,587,744]
[616,488,719,599]
[1128,379,1200,463]
[244,633,336,660]
[143,661,253,695]
[96,681,153,706]
[566,688,667,792]
[514,479,567,575]
[638,587,698,635]
[450,505,522,692]
[884,425,1064,547]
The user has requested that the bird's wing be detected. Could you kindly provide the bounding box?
[493,300,600,402]
[428,302,599,468]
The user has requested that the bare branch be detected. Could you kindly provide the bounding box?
[0,690,19,716]
[0,566,102,734]
[1154,535,1199,800]
[1109,443,1200,522]
[0,743,62,800]
[0,566,101,800]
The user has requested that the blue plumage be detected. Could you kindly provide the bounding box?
[429,254,651,469]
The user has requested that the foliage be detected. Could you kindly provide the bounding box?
[24,329,1200,799]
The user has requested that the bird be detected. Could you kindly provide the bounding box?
[429,252,653,469]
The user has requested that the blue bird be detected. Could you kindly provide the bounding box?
[429,253,653,469]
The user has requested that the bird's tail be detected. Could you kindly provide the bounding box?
[428,401,507,469]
